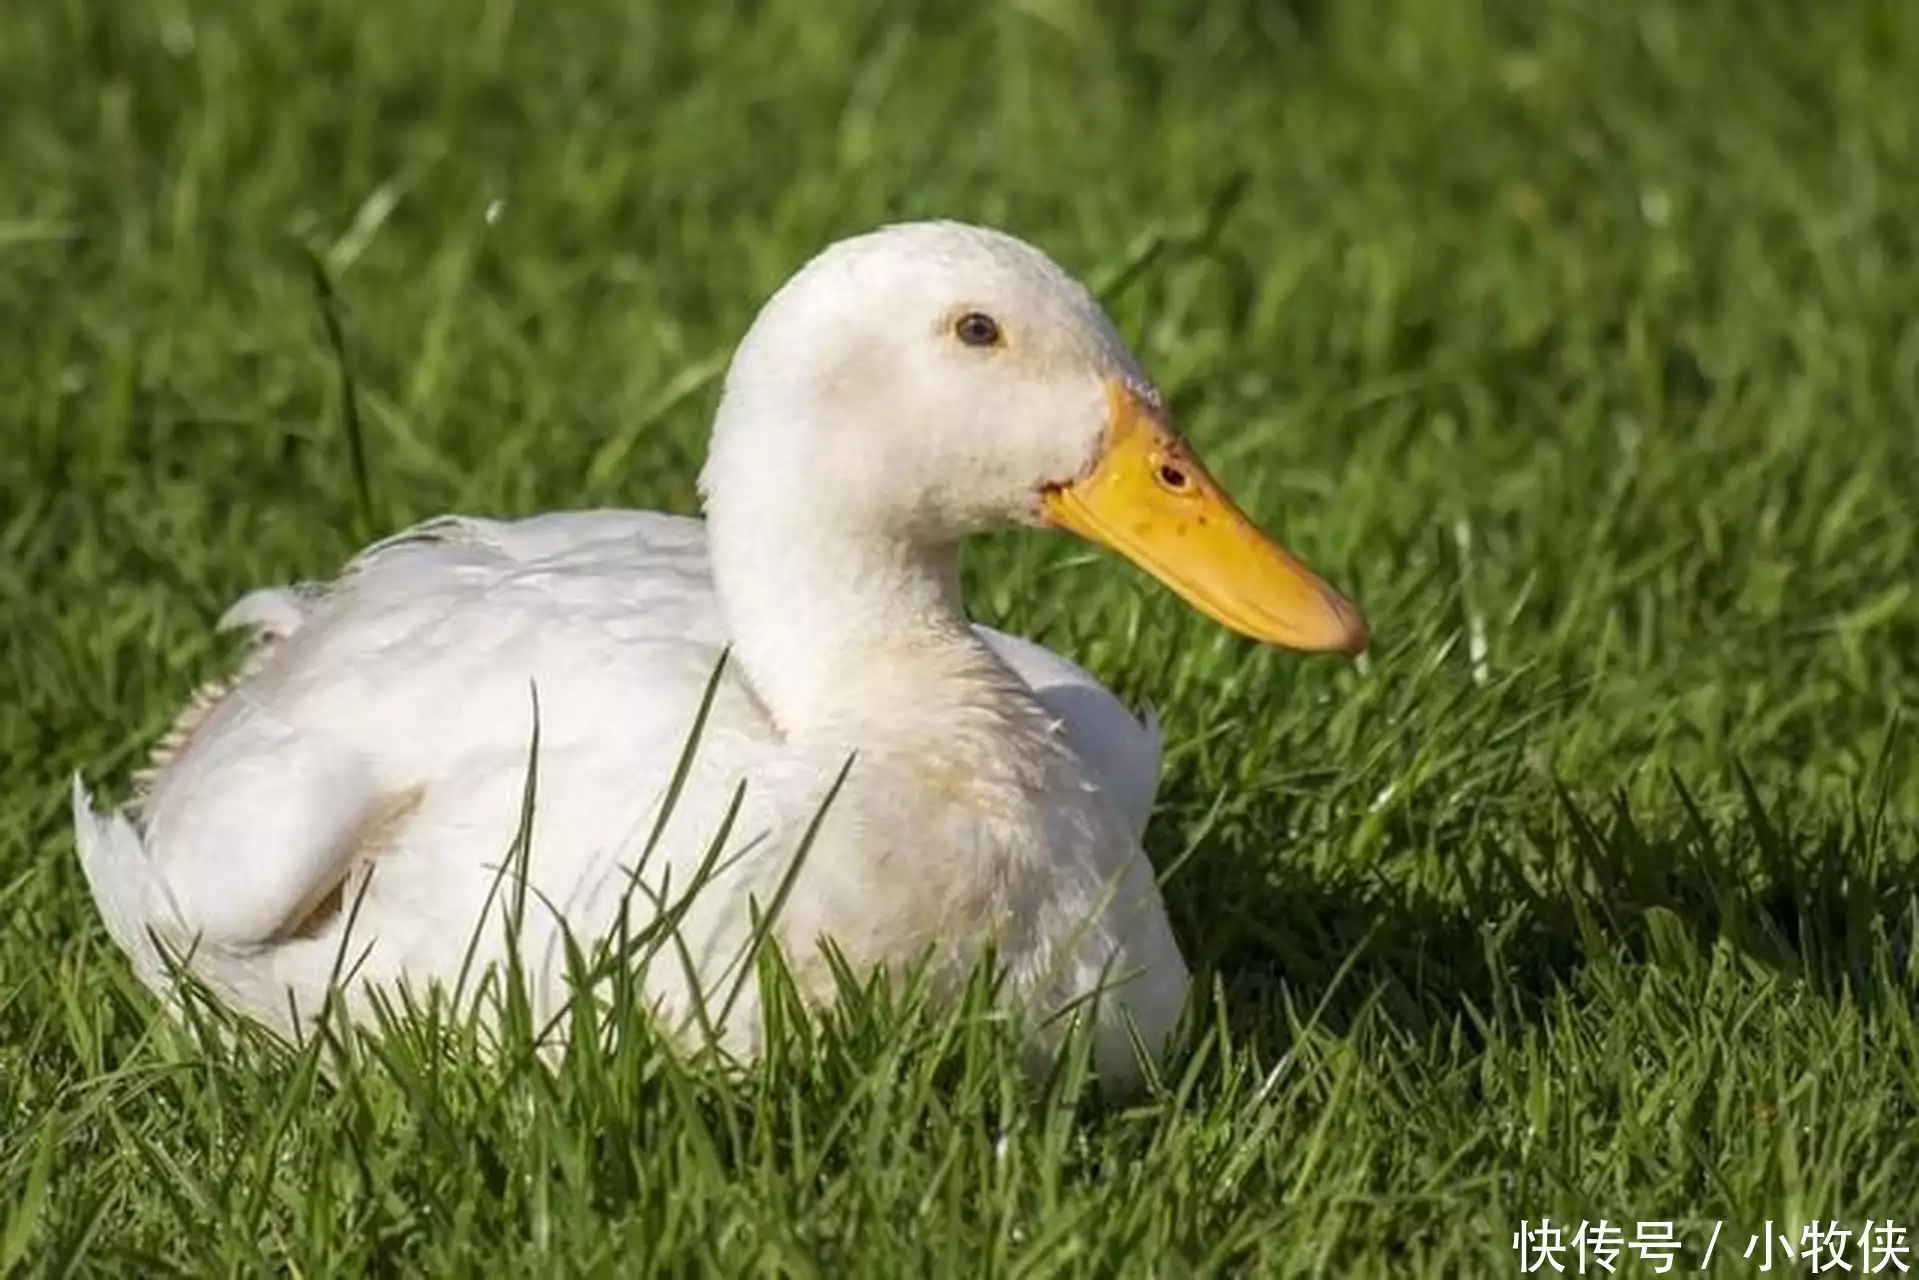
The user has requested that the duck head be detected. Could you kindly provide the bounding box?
[699,220,1367,660]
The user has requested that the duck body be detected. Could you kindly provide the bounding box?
[76,221,1365,1091]
[78,509,1183,1083]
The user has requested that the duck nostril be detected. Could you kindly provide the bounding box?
[1156,463,1189,492]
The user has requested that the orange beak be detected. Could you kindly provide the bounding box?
[1040,380,1368,655]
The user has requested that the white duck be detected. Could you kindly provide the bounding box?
[74,221,1366,1091]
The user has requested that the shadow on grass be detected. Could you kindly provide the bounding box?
[1166,770,1919,1058]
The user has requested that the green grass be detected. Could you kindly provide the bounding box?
[5,0,1919,1271]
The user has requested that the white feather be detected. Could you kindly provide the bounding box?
[75,222,1203,1092]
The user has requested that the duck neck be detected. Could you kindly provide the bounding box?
[705,500,1001,741]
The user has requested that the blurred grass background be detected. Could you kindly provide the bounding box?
[2,0,1916,1272]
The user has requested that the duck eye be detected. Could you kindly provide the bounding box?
[953,311,1002,348]
[1156,462,1191,492]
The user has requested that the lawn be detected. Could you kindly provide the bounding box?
[4,0,1917,1272]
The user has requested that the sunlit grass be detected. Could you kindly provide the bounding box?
[3,0,1917,1271]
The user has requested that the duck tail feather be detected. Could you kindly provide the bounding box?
[71,774,189,999]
